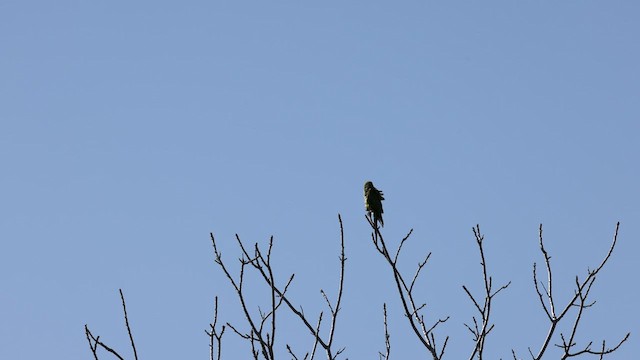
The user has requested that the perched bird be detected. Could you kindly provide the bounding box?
[364,181,385,227]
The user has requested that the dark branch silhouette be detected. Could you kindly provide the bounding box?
[378,303,391,360]
[367,213,450,360]
[520,222,630,360]
[205,296,226,360]
[462,225,511,360]
[84,289,138,360]
[84,213,629,360]
[209,214,347,359]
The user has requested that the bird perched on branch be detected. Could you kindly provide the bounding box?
[364,181,384,227]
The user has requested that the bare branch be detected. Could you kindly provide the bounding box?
[210,215,348,360]
[532,263,552,320]
[210,233,273,359]
[85,326,100,360]
[287,344,301,360]
[427,316,450,334]
[366,214,447,360]
[118,289,139,360]
[310,312,323,360]
[379,303,391,360]
[206,296,226,360]
[84,325,125,360]
[410,254,432,294]
[464,225,510,360]
[539,225,556,318]
[394,229,415,264]
[530,222,627,360]
[327,214,347,352]
[462,285,483,314]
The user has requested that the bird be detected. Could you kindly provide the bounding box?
[364,181,384,227]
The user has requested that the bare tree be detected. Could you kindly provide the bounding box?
[85,217,629,359]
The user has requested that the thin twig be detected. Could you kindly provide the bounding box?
[84,325,125,360]
[379,303,391,360]
[119,289,138,360]
[205,296,226,360]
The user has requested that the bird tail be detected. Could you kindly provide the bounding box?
[375,214,384,228]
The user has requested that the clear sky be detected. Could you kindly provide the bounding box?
[1,1,638,359]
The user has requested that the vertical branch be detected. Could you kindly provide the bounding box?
[531,224,561,359]
[310,311,324,360]
[119,289,139,360]
[462,225,510,360]
[378,303,391,360]
[265,237,277,360]
[206,296,226,360]
[319,214,348,360]
[327,214,347,351]
[538,225,556,318]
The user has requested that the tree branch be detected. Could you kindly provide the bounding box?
[530,222,627,359]
[367,214,447,360]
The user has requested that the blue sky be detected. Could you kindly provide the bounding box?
[1,1,638,359]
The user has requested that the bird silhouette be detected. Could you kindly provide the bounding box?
[364,181,384,227]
